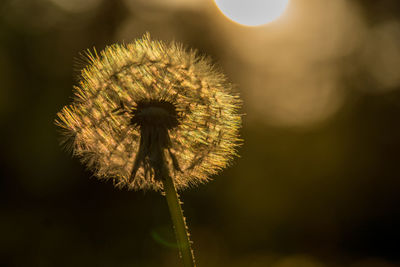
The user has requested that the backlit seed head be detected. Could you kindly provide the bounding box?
[55,33,242,191]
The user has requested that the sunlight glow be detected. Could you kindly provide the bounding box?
[214,0,290,26]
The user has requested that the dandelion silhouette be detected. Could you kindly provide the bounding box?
[55,33,242,267]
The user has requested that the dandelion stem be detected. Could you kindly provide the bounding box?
[160,167,196,267]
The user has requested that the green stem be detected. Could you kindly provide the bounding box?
[160,169,196,267]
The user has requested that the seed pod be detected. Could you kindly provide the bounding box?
[55,33,242,191]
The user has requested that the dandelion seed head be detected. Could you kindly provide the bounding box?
[56,33,242,191]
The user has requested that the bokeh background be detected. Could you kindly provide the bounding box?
[1,0,400,266]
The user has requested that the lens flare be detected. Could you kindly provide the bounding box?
[214,0,290,26]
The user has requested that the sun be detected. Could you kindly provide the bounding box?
[214,0,290,26]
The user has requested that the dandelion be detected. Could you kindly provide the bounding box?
[55,33,242,267]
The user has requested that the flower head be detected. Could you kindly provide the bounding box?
[56,34,242,191]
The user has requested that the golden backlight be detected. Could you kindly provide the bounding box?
[214,0,290,26]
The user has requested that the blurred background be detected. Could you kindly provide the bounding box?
[1,0,400,266]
